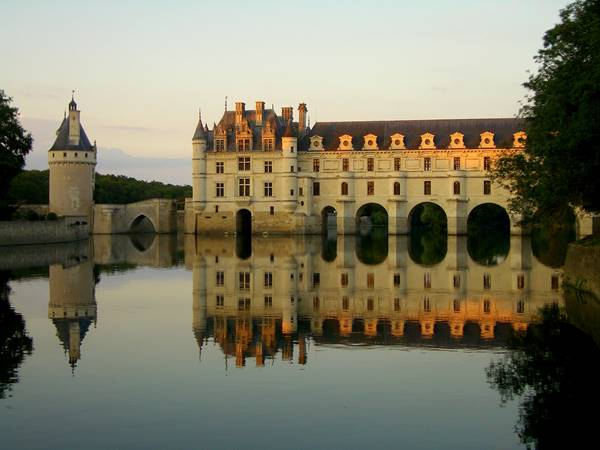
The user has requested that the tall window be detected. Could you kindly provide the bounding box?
[424,181,431,195]
[341,182,348,196]
[483,156,491,171]
[424,157,431,171]
[216,182,224,197]
[367,181,374,196]
[394,158,401,171]
[264,161,272,173]
[215,139,225,151]
[216,295,224,308]
[237,138,250,151]
[216,271,225,286]
[367,158,374,171]
[313,182,320,196]
[342,158,349,172]
[484,180,491,195]
[239,272,250,291]
[264,182,273,197]
[264,272,273,287]
[264,296,273,309]
[393,182,401,195]
[238,178,250,196]
[453,157,460,170]
[238,157,250,171]
[341,273,348,287]
[453,181,460,195]
[216,161,224,173]
[313,159,320,172]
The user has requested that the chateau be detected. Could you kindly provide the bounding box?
[186,100,527,235]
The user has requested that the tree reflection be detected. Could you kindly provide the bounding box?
[486,304,600,449]
[409,203,447,265]
[467,204,510,266]
[531,219,575,268]
[356,228,388,265]
[0,272,33,399]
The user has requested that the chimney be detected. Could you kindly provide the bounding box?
[281,106,293,124]
[298,103,308,134]
[235,102,245,125]
[255,101,265,125]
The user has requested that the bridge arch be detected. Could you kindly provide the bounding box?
[236,209,252,235]
[129,214,157,233]
[321,206,337,234]
[408,202,448,266]
[466,203,510,266]
[355,203,388,233]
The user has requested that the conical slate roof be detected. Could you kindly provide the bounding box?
[192,110,207,141]
[49,117,94,151]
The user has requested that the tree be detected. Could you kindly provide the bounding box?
[492,0,600,222]
[0,91,33,219]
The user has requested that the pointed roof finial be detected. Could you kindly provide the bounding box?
[69,90,77,111]
[199,108,202,121]
[72,90,75,101]
[225,96,228,112]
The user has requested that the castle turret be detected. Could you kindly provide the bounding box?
[48,95,96,222]
[280,120,298,212]
[192,109,207,214]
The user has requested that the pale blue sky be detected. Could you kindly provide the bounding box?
[1,0,571,183]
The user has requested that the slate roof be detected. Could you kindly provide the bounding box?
[305,118,525,151]
[49,117,94,151]
[192,116,207,140]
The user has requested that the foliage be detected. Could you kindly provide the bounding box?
[0,91,33,219]
[492,0,600,220]
[486,304,600,449]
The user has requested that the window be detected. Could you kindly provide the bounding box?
[264,182,273,197]
[394,158,401,171]
[453,157,460,170]
[238,157,251,171]
[238,178,250,196]
[393,273,401,287]
[453,299,461,312]
[367,158,374,172]
[313,182,320,196]
[394,298,401,311]
[483,299,491,314]
[215,205,219,213]
[215,139,225,151]
[270,206,274,215]
[216,271,225,286]
[216,161,224,173]
[367,273,374,288]
[216,182,224,197]
[216,295,224,308]
[423,297,431,312]
[342,296,349,310]
[264,272,273,287]
[341,182,348,196]
[237,139,250,151]
[424,181,431,195]
[453,275,460,288]
[367,181,374,196]
[367,298,374,311]
[264,161,272,173]
[424,272,431,289]
[483,156,491,171]
[484,180,491,195]
[517,300,525,314]
[313,273,320,286]
[239,272,250,291]
[263,139,274,151]
[313,159,320,172]
[483,274,491,290]
[424,157,431,171]
[341,273,348,287]
[290,189,294,196]
[342,158,349,171]
[238,298,251,311]
[299,187,303,196]
[264,296,272,308]
[393,182,401,195]
[517,274,525,289]
[551,274,559,290]
[313,297,320,311]
[290,166,294,173]
[453,181,460,195]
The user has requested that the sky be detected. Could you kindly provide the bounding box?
[1,0,572,184]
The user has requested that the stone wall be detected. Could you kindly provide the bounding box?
[564,242,600,300]
[0,218,89,246]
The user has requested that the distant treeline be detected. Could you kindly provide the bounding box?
[8,170,192,205]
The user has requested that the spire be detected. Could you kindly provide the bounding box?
[69,90,77,111]
[192,107,207,141]
[283,119,296,138]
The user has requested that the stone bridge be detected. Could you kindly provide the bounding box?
[93,199,177,234]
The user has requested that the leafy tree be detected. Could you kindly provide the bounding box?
[0,91,33,219]
[492,0,600,222]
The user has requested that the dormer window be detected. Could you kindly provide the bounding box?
[513,131,527,148]
[263,138,274,151]
[449,132,465,149]
[215,139,225,152]
[479,132,495,149]
[237,138,251,151]
[363,134,378,150]
[389,133,405,150]
[338,134,353,151]
[310,135,324,151]
[420,133,436,149]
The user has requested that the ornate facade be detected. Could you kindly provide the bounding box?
[186,100,528,235]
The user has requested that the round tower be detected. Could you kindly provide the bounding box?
[48,95,97,223]
[191,109,207,213]
[280,119,298,212]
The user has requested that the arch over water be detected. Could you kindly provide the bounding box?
[408,202,447,266]
[356,203,388,234]
[467,203,510,266]
[236,209,252,235]
[129,215,156,234]
[129,233,155,252]
[321,206,337,233]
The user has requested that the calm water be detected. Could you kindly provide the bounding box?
[0,231,597,449]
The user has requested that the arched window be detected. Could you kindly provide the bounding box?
[453,181,460,195]
[393,182,401,195]
[341,182,348,196]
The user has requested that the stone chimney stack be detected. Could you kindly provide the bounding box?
[298,103,308,134]
[255,101,265,125]
[235,102,245,125]
[281,106,293,124]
